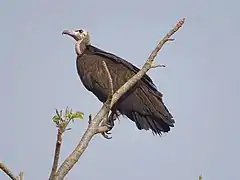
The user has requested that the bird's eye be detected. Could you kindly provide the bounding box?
[78,29,83,33]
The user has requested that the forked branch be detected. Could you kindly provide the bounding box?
[54,18,185,180]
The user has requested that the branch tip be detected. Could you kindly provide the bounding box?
[151,64,166,68]
[88,114,92,124]
[19,172,24,180]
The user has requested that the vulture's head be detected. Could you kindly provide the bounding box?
[62,28,90,55]
[62,29,90,44]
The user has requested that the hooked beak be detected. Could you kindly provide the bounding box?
[62,29,78,41]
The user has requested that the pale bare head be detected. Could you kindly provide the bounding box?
[62,28,91,55]
[62,28,90,42]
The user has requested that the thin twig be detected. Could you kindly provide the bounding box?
[49,128,63,180]
[0,162,18,180]
[101,61,114,119]
[103,61,114,105]
[55,18,185,180]
[151,64,166,68]
[98,61,114,138]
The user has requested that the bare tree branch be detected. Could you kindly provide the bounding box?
[110,18,185,108]
[49,128,63,180]
[54,18,185,180]
[0,161,19,180]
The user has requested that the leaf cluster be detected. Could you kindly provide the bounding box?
[52,107,84,132]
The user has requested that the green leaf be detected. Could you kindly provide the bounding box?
[72,112,84,120]
[52,115,60,122]
[65,111,72,120]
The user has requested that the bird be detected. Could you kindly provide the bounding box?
[62,28,175,136]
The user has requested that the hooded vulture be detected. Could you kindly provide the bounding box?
[62,28,175,136]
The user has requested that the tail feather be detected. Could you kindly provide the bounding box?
[131,112,171,135]
[115,83,175,136]
[140,85,175,127]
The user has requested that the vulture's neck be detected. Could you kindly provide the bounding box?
[75,39,88,56]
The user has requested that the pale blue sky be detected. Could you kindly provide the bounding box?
[0,0,239,179]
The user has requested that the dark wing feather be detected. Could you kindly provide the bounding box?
[88,45,163,97]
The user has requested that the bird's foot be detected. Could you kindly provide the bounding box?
[101,131,112,139]
[101,119,114,139]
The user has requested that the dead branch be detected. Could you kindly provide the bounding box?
[0,161,20,180]
[54,18,185,180]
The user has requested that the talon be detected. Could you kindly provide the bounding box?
[100,123,113,139]
[99,111,117,139]
[106,123,113,130]
[100,125,112,139]
[101,132,112,139]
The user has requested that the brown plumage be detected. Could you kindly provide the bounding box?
[62,28,175,136]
